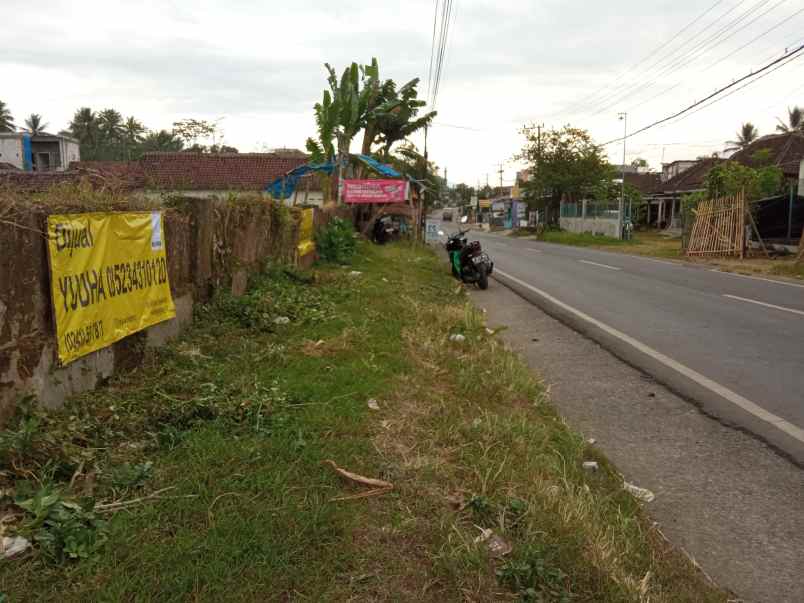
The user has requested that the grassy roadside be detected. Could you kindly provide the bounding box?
[519,228,804,279]
[0,242,726,601]
[518,230,682,258]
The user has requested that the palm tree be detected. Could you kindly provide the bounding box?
[141,130,184,152]
[775,106,803,133]
[122,116,146,159]
[24,113,48,135]
[97,109,124,143]
[0,100,14,132]
[68,107,99,155]
[725,122,759,152]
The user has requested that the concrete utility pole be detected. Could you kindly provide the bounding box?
[618,112,627,238]
[498,164,504,190]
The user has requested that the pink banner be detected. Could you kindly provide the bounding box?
[343,179,409,204]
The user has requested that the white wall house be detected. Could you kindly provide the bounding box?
[0,132,80,171]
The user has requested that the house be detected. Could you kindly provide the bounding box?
[661,160,698,183]
[70,151,323,206]
[0,132,80,172]
[729,132,804,184]
[652,158,719,229]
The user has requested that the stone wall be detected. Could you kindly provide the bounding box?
[0,195,327,425]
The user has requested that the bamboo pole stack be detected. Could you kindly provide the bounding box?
[686,192,746,258]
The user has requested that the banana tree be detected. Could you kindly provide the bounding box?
[368,78,436,159]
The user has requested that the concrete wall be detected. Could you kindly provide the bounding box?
[560,216,620,238]
[0,195,330,425]
[0,137,23,170]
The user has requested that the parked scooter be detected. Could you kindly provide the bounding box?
[439,217,494,290]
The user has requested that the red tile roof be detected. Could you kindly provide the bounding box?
[624,172,662,195]
[661,157,720,193]
[139,152,309,191]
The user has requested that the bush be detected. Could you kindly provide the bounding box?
[315,218,356,263]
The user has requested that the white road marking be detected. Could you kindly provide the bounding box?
[636,256,681,267]
[494,268,804,444]
[723,294,804,317]
[709,269,804,289]
[578,259,621,271]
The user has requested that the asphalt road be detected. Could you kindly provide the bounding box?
[434,222,804,463]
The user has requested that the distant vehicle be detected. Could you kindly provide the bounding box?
[442,209,453,221]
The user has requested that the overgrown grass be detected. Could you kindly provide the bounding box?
[0,242,725,601]
[539,230,634,247]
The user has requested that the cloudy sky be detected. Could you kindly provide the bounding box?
[4,0,804,185]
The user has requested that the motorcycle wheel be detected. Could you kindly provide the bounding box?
[477,264,489,290]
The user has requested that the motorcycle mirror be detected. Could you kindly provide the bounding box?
[460,216,468,224]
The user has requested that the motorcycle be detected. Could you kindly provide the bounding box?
[439,217,494,290]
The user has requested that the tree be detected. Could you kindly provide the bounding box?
[141,130,184,153]
[518,125,611,224]
[0,100,14,132]
[725,122,759,152]
[631,157,649,168]
[361,77,436,158]
[97,109,124,145]
[68,107,99,153]
[172,119,218,147]
[306,89,337,163]
[775,106,803,133]
[454,183,475,206]
[390,142,441,211]
[24,113,48,135]
[120,116,146,159]
[704,161,783,200]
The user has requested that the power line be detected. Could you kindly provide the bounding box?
[426,0,439,102]
[555,0,729,118]
[599,42,804,146]
[657,46,804,129]
[581,0,757,116]
[586,0,784,121]
[567,0,751,120]
[431,0,456,110]
[623,7,804,116]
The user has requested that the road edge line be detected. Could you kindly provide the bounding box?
[492,268,804,451]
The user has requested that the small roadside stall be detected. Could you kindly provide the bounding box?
[267,154,423,243]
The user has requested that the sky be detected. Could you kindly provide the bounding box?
[3,0,804,186]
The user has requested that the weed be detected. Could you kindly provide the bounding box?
[496,544,571,602]
[15,484,108,564]
[106,462,153,490]
[316,217,357,263]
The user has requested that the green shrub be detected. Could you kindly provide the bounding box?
[315,218,356,263]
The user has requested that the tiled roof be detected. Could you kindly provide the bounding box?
[70,152,314,192]
[0,162,19,171]
[730,132,804,178]
[624,172,662,195]
[661,157,719,193]
[139,152,310,190]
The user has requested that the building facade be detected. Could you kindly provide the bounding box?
[0,132,80,172]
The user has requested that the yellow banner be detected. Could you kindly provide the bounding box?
[47,212,176,365]
[297,208,315,256]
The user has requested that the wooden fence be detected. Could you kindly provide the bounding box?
[686,193,746,258]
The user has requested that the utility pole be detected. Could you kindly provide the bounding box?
[498,164,504,190]
[423,124,428,164]
[788,181,794,241]
[618,112,627,238]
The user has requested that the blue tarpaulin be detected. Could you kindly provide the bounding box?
[355,154,401,178]
[267,154,402,199]
[267,163,334,199]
